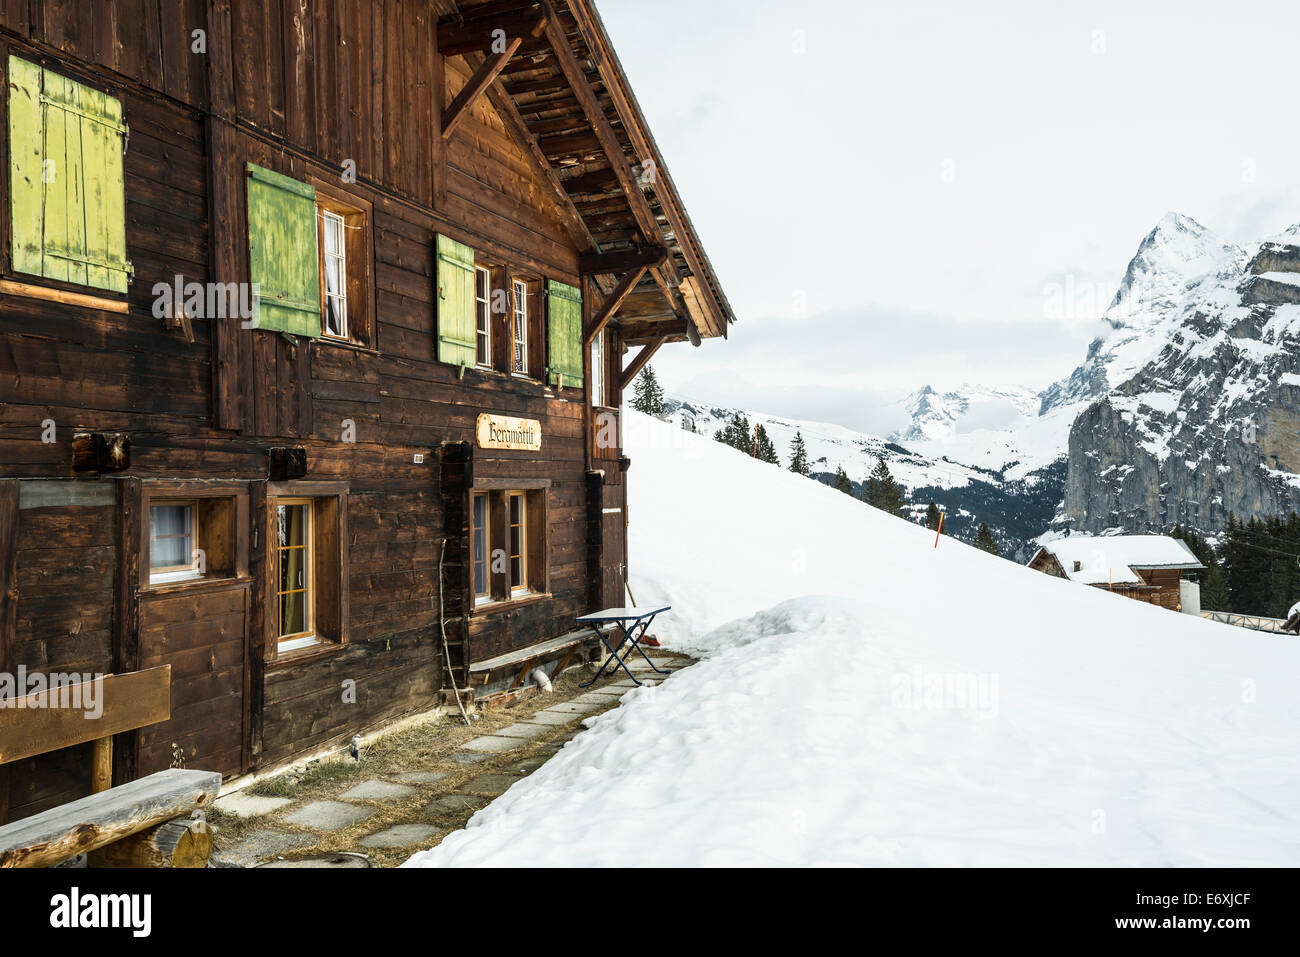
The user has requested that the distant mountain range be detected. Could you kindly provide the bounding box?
[660,211,1300,558]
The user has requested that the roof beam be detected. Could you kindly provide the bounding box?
[437,9,549,57]
[441,38,522,139]
[620,336,666,391]
[578,245,665,276]
[585,266,646,346]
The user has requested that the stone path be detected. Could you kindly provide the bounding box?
[209,652,689,867]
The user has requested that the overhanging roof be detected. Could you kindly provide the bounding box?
[435,0,735,348]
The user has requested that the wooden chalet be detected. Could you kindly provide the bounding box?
[1026,536,1205,612]
[0,0,734,825]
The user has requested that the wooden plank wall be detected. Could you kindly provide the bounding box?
[0,2,620,788]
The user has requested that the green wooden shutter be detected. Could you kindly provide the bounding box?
[436,233,476,369]
[246,163,320,336]
[7,55,131,293]
[547,279,583,388]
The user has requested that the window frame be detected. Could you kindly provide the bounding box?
[590,328,605,409]
[508,491,528,597]
[308,176,375,349]
[472,490,491,605]
[475,265,492,368]
[275,497,316,648]
[140,481,249,593]
[265,482,350,665]
[148,500,201,584]
[318,207,348,341]
[468,483,550,612]
[512,278,529,375]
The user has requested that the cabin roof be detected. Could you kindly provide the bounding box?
[436,0,735,347]
[1029,536,1205,586]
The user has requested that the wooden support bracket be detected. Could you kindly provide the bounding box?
[620,336,666,391]
[442,37,523,140]
[584,266,646,346]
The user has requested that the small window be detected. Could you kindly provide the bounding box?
[472,492,491,603]
[512,279,528,375]
[150,502,200,584]
[591,330,605,408]
[276,500,313,646]
[311,180,374,346]
[320,208,348,339]
[475,266,492,368]
[509,492,528,596]
[470,488,547,608]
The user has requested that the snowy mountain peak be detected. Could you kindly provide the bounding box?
[893,383,1041,445]
[1108,212,1243,320]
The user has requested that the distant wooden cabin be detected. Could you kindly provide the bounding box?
[0,0,734,824]
[1027,536,1205,611]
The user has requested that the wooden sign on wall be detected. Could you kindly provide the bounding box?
[476,414,542,452]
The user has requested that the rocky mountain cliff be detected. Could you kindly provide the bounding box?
[1050,213,1300,536]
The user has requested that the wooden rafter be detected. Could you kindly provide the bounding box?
[620,336,666,391]
[441,38,522,139]
[584,266,645,346]
[437,8,548,57]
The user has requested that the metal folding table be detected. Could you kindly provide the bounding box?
[577,606,671,688]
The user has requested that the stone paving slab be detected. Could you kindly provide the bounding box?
[284,800,376,831]
[339,780,417,803]
[426,794,490,816]
[508,756,548,774]
[539,699,601,715]
[445,750,494,765]
[518,710,575,726]
[213,793,295,819]
[215,829,317,867]
[391,771,451,784]
[462,773,523,796]
[460,734,523,753]
[490,722,549,740]
[359,824,438,849]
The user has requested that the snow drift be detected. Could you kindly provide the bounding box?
[406,412,1300,867]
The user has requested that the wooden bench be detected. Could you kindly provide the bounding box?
[0,665,220,868]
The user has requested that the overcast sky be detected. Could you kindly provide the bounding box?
[600,0,1300,434]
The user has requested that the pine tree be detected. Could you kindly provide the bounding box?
[713,411,752,454]
[832,465,854,496]
[788,430,811,476]
[753,424,780,466]
[974,522,1001,557]
[630,365,666,416]
[925,500,941,531]
[864,457,907,517]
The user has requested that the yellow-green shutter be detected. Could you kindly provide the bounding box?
[246,163,321,337]
[436,233,476,369]
[7,55,131,293]
[547,279,583,388]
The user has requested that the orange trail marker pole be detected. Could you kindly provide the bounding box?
[934,512,944,549]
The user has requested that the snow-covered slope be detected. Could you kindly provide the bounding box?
[663,392,1067,560]
[406,412,1300,867]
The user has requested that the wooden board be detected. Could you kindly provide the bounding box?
[0,666,171,766]
[476,413,542,452]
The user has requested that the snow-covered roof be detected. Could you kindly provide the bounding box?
[1032,535,1204,586]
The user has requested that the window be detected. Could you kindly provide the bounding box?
[320,209,348,339]
[150,502,200,584]
[312,179,373,346]
[591,330,605,407]
[475,266,492,367]
[472,492,490,604]
[509,493,528,596]
[269,488,347,656]
[512,279,528,374]
[276,500,313,647]
[6,56,131,293]
[470,487,547,607]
